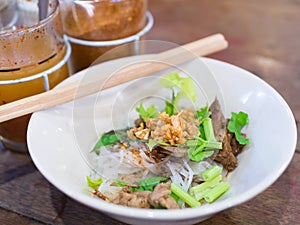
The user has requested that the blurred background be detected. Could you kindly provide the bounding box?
[0,0,299,224]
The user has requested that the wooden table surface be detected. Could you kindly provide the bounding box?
[1,0,299,224]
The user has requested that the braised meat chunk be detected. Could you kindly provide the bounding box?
[210,98,226,142]
[214,129,238,171]
[112,183,179,209]
[112,190,152,208]
[210,98,245,172]
[148,183,179,209]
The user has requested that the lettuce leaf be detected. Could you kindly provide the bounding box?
[159,73,196,115]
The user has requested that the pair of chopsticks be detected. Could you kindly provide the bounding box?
[0,34,228,123]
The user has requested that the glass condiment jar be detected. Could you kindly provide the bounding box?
[0,0,70,152]
[60,0,153,73]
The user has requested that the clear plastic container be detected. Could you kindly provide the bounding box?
[0,0,70,152]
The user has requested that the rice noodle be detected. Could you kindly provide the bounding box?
[138,150,160,175]
[167,160,185,189]
[189,160,213,175]
[181,161,194,191]
[99,180,122,200]
[93,147,144,180]
[91,139,215,209]
[167,159,194,192]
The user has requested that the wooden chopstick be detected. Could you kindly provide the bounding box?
[0,33,228,123]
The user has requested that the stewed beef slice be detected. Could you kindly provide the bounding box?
[209,98,227,142]
[112,183,179,209]
[148,183,179,209]
[112,190,152,208]
[210,98,238,171]
[215,130,238,171]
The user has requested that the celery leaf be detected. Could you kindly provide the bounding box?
[228,111,250,145]
[131,176,168,192]
[136,103,159,122]
[92,133,120,153]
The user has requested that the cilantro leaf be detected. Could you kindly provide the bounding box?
[228,111,250,145]
[86,176,103,190]
[92,133,120,153]
[136,103,159,122]
[131,176,168,192]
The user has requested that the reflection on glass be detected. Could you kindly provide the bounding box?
[0,0,70,152]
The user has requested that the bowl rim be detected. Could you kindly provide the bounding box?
[28,57,297,221]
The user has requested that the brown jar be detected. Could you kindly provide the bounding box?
[60,0,151,74]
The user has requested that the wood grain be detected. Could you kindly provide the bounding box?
[0,209,43,225]
[0,149,299,225]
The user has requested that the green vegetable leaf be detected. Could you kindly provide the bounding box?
[136,103,159,122]
[131,176,168,192]
[187,138,217,162]
[228,111,250,145]
[159,73,180,88]
[164,89,175,116]
[187,116,222,162]
[165,100,175,116]
[188,148,214,162]
[92,133,120,153]
[112,180,128,187]
[159,73,197,103]
[146,139,160,151]
[146,139,168,151]
[86,176,103,190]
[196,104,211,121]
[159,73,197,115]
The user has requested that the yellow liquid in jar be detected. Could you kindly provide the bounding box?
[0,46,69,149]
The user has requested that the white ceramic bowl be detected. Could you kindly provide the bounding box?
[27,56,297,225]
